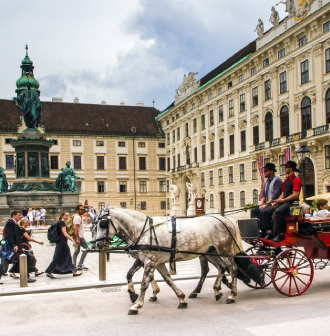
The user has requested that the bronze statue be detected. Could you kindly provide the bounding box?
[28,153,39,177]
[17,153,25,178]
[56,161,83,192]
[16,82,42,129]
[0,167,8,193]
[41,153,49,178]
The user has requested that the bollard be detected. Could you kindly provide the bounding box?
[19,254,28,287]
[106,252,110,262]
[99,252,106,281]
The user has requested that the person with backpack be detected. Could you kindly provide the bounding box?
[45,211,82,279]
[72,204,89,270]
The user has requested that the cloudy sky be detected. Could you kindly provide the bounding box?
[1,0,286,111]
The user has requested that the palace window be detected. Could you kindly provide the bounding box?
[239,164,245,182]
[161,201,166,210]
[219,105,224,122]
[279,155,286,176]
[172,117,175,122]
[252,161,257,180]
[172,130,175,143]
[192,103,195,109]
[194,147,198,162]
[177,127,180,141]
[253,189,259,205]
[118,141,126,147]
[251,66,256,76]
[264,79,271,100]
[6,155,14,169]
[252,87,258,106]
[202,144,206,162]
[265,112,273,143]
[119,181,127,193]
[219,138,224,157]
[177,153,181,167]
[141,202,147,210]
[73,156,81,170]
[186,145,191,165]
[253,125,259,146]
[324,20,330,33]
[120,202,126,209]
[160,181,166,193]
[166,120,169,125]
[229,99,234,117]
[119,156,126,170]
[73,140,81,146]
[210,110,214,126]
[97,181,105,193]
[53,140,58,145]
[139,157,146,170]
[173,155,176,169]
[138,142,145,148]
[210,194,214,208]
[325,145,330,169]
[238,74,244,83]
[299,35,307,47]
[280,71,287,94]
[201,115,205,130]
[228,166,234,183]
[98,202,105,211]
[280,106,290,137]
[96,141,104,146]
[158,142,165,148]
[167,157,170,171]
[229,192,234,207]
[229,134,234,155]
[50,156,58,170]
[159,157,165,171]
[240,94,245,112]
[208,93,213,100]
[167,133,170,145]
[183,108,187,115]
[218,168,223,185]
[201,172,205,187]
[176,113,179,119]
[301,60,309,84]
[240,191,246,207]
[218,87,223,95]
[97,156,104,170]
[301,97,312,131]
[193,118,197,133]
[166,198,170,210]
[210,141,214,160]
[326,48,330,73]
[263,58,269,68]
[209,170,214,186]
[326,89,330,124]
[228,81,232,89]
[5,138,10,144]
[200,98,204,105]
[241,130,246,152]
[139,181,147,193]
[166,180,170,192]
[278,48,285,59]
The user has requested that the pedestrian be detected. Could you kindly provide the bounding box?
[40,206,47,227]
[45,210,82,279]
[0,210,23,284]
[35,208,41,227]
[90,206,96,216]
[9,218,44,280]
[22,207,28,218]
[82,210,87,228]
[72,204,89,270]
[27,208,34,227]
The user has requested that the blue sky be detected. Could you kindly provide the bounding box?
[1,0,286,110]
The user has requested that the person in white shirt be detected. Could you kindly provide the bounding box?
[40,206,47,227]
[314,199,330,219]
[72,204,89,270]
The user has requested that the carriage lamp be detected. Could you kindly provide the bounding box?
[296,145,311,204]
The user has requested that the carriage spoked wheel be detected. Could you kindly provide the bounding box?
[271,248,314,297]
[244,246,273,289]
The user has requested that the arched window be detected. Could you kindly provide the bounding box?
[229,192,234,207]
[253,189,259,205]
[326,89,330,124]
[301,97,312,133]
[265,112,273,142]
[280,106,289,137]
[210,194,214,208]
[240,191,246,207]
[186,145,190,165]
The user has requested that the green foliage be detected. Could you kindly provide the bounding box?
[310,200,317,211]
[244,203,255,212]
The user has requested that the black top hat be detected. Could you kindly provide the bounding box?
[263,162,277,172]
[284,160,301,172]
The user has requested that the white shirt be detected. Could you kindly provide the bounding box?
[314,209,330,219]
[73,215,84,238]
[40,209,46,216]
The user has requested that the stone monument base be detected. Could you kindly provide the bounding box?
[170,204,182,217]
[186,202,195,216]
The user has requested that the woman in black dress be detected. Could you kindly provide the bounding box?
[45,211,82,279]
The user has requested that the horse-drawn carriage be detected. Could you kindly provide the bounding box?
[238,208,330,297]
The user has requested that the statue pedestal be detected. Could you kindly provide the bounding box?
[186,202,195,216]
[61,192,80,209]
[170,204,182,217]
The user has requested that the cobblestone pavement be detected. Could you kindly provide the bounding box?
[0,228,220,295]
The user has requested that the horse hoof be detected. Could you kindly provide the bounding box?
[226,298,235,304]
[128,309,138,315]
[178,302,188,309]
[149,296,157,302]
[215,294,223,301]
[188,293,197,299]
[130,293,139,303]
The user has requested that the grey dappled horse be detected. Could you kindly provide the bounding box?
[91,205,243,315]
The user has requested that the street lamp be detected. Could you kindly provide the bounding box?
[296,145,311,203]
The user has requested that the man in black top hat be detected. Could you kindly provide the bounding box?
[272,161,302,242]
[251,163,282,238]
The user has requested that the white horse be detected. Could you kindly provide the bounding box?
[91,205,243,315]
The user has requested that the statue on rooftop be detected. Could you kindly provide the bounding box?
[270,6,280,27]
[255,18,264,37]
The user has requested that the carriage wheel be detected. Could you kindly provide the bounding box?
[271,248,314,297]
[244,246,273,289]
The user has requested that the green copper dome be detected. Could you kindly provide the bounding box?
[15,45,40,94]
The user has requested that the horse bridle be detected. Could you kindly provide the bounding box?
[90,209,118,244]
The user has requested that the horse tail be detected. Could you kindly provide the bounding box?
[225,217,244,255]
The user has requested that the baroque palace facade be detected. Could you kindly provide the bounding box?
[158,0,330,216]
[0,53,166,215]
